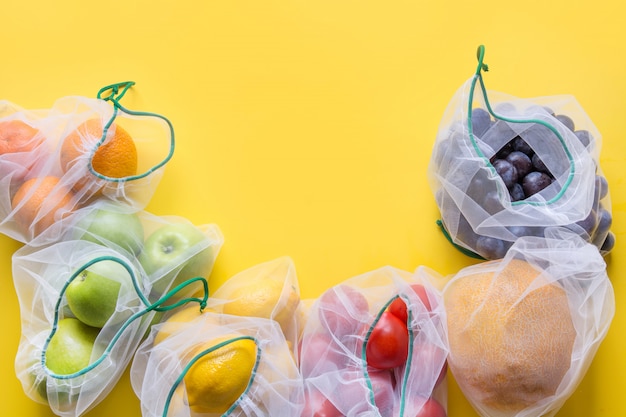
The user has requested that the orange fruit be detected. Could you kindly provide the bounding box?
[60,118,138,179]
[0,120,43,154]
[11,176,75,235]
[444,259,575,413]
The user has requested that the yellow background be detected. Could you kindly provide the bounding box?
[1,1,625,415]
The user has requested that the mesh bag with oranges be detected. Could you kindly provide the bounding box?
[298,266,448,417]
[442,227,614,417]
[131,311,304,417]
[11,209,223,417]
[0,81,175,243]
[428,46,614,260]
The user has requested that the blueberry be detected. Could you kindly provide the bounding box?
[532,154,550,175]
[600,232,615,253]
[476,236,509,259]
[522,171,553,196]
[506,151,532,178]
[512,136,534,157]
[493,159,518,189]
[509,183,525,201]
[574,130,592,148]
[471,108,492,138]
[555,114,575,131]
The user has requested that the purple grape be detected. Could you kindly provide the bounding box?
[471,108,492,138]
[522,171,552,196]
[595,208,613,237]
[506,151,532,178]
[600,231,615,253]
[509,183,525,201]
[595,175,609,200]
[532,154,550,175]
[574,130,592,148]
[573,209,599,238]
[495,141,514,160]
[512,136,534,157]
[482,190,504,214]
[555,114,575,131]
[493,159,518,189]
[476,236,508,259]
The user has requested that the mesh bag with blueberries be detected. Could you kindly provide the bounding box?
[428,46,613,260]
[298,266,448,417]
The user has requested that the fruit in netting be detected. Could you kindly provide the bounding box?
[365,311,409,370]
[0,120,44,154]
[444,259,575,413]
[182,337,257,414]
[11,176,75,235]
[60,118,138,192]
[45,318,100,375]
[318,285,369,339]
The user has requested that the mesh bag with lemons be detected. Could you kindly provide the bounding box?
[131,310,304,417]
[442,227,614,417]
[299,266,448,417]
[428,46,614,260]
[0,81,175,243]
[12,209,222,417]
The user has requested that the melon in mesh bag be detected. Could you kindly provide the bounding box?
[443,228,614,417]
[0,81,175,244]
[428,46,614,260]
[299,266,448,417]
[131,311,304,417]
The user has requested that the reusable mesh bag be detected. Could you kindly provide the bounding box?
[442,228,614,417]
[12,237,212,417]
[131,311,304,417]
[207,257,304,356]
[428,46,614,260]
[299,266,448,417]
[0,81,175,243]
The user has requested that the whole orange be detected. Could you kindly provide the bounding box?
[0,120,43,155]
[11,176,75,236]
[60,118,138,180]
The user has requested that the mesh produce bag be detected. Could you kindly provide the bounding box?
[208,257,304,355]
[428,46,614,260]
[131,311,304,417]
[12,212,223,416]
[442,228,614,417]
[299,266,448,417]
[0,81,175,243]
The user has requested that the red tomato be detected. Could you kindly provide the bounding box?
[388,284,433,324]
[299,332,347,377]
[366,311,409,370]
[302,388,343,417]
[318,285,369,339]
[395,397,446,417]
[414,397,446,417]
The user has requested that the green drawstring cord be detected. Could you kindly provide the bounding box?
[85,81,176,182]
[466,45,576,207]
[41,255,209,379]
[161,336,262,417]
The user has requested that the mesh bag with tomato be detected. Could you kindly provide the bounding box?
[0,81,175,243]
[131,311,304,417]
[299,266,448,417]
[12,209,222,417]
[428,46,614,260]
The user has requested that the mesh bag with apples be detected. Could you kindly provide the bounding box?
[0,81,175,243]
[11,210,223,416]
[442,228,614,417]
[298,266,448,417]
[427,46,613,260]
[131,311,305,417]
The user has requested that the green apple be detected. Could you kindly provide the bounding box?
[66,259,137,328]
[45,318,99,376]
[139,222,213,296]
[75,208,144,255]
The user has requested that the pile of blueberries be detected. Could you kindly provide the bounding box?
[439,105,614,260]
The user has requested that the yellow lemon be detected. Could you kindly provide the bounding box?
[183,336,257,414]
[153,305,219,345]
[221,275,300,335]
